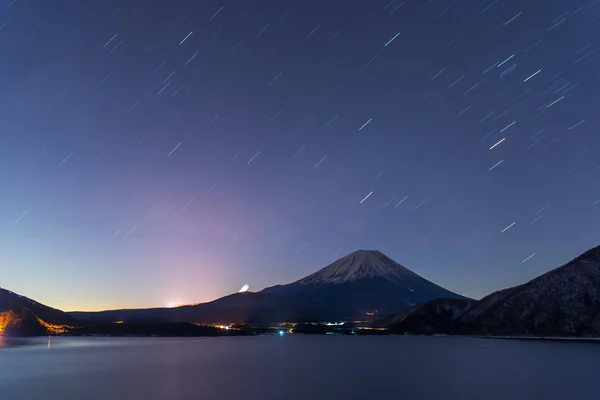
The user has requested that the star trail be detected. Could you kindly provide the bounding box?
[0,0,598,311]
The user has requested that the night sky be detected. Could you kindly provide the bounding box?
[1,0,598,311]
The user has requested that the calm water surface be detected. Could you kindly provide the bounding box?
[0,335,598,399]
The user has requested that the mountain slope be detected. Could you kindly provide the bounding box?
[455,245,600,337]
[382,298,476,334]
[0,288,78,336]
[260,250,466,320]
[383,245,600,337]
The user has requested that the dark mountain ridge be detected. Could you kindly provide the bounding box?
[386,245,600,337]
[71,292,298,325]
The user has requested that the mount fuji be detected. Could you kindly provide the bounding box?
[259,249,466,320]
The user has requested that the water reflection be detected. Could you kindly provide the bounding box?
[1,336,599,400]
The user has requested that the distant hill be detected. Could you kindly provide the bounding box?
[71,292,299,325]
[382,298,476,334]
[386,245,600,337]
[72,249,466,325]
[458,245,600,337]
[0,288,79,336]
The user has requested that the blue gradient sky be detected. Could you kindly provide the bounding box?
[1,0,599,311]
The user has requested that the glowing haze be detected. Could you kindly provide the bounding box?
[1,1,598,311]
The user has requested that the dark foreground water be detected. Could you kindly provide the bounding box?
[0,335,598,400]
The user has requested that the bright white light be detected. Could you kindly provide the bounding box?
[164,301,180,308]
[239,284,250,293]
[278,330,285,336]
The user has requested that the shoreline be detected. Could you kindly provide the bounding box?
[476,335,600,343]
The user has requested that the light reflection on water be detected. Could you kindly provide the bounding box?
[0,335,599,400]
[0,336,161,351]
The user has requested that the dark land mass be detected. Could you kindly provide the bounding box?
[70,292,301,326]
[385,245,600,337]
[0,288,251,337]
[380,298,476,334]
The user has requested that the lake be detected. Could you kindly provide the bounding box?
[0,335,598,399]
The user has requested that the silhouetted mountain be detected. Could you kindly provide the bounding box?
[0,287,79,336]
[456,245,600,337]
[72,250,465,325]
[385,245,600,337]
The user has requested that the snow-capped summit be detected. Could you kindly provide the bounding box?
[297,249,419,284]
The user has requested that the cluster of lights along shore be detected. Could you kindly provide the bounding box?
[0,311,73,335]
[0,317,387,337]
[0,314,389,337]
